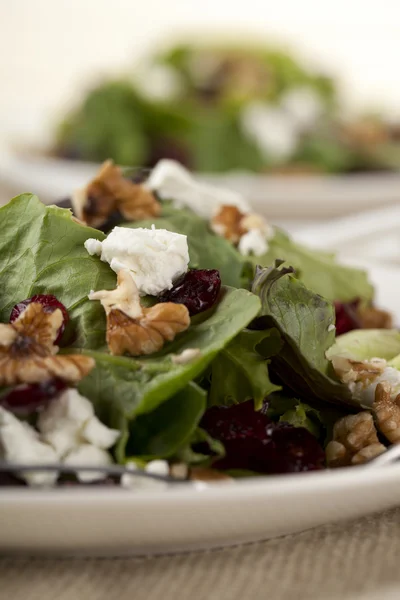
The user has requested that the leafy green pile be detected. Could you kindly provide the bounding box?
[55,42,400,174]
[127,203,373,303]
[55,43,342,173]
[0,195,374,468]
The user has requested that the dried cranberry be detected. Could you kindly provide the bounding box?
[0,379,67,415]
[158,269,221,315]
[334,299,361,335]
[10,294,69,344]
[201,401,325,474]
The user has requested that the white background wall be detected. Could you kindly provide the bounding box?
[1,0,400,143]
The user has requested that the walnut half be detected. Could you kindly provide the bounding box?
[210,204,272,245]
[72,160,161,228]
[326,412,386,468]
[0,303,94,385]
[373,382,400,444]
[89,270,190,356]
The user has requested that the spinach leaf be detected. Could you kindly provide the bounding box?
[0,194,116,348]
[77,286,261,434]
[208,328,282,409]
[252,262,354,407]
[125,382,206,460]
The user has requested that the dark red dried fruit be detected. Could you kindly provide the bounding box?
[158,269,221,316]
[0,379,67,415]
[10,294,69,344]
[334,299,361,336]
[201,401,325,474]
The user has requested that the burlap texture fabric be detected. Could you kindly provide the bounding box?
[1,508,400,600]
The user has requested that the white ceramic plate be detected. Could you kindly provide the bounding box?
[1,264,400,556]
[3,464,400,557]
[2,148,400,218]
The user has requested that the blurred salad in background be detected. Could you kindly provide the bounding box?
[55,41,400,174]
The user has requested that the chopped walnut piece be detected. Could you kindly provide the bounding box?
[326,412,386,467]
[210,204,272,246]
[210,205,247,243]
[373,382,400,444]
[341,120,388,147]
[189,467,232,481]
[330,356,386,385]
[89,269,190,356]
[72,160,161,228]
[358,305,392,330]
[0,303,94,386]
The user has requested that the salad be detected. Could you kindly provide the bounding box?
[0,159,397,488]
[54,41,400,174]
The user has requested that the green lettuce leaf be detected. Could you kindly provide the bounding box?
[266,393,323,437]
[0,194,116,349]
[266,392,348,442]
[247,229,373,302]
[251,261,354,406]
[172,428,225,466]
[129,205,373,302]
[208,328,282,409]
[125,382,206,460]
[326,329,400,362]
[76,287,261,455]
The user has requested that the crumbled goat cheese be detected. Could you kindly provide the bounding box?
[240,102,299,160]
[0,389,119,487]
[63,444,113,483]
[238,229,269,256]
[146,159,250,219]
[281,87,323,130]
[134,63,183,102]
[37,388,120,456]
[0,407,59,486]
[328,324,336,332]
[84,225,189,296]
[85,238,103,257]
[121,460,170,491]
[171,348,201,365]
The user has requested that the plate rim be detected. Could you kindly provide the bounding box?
[3,462,400,504]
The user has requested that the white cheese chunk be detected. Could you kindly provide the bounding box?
[240,102,299,160]
[37,388,120,456]
[63,444,113,482]
[146,159,250,219]
[238,229,269,256]
[121,460,170,491]
[134,63,183,102]
[85,238,103,257]
[85,225,189,296]
[82,416,120,450]
[171,348,201,365]
[281,87,323,130]
[0,407,59,486]
[37,388,94,456]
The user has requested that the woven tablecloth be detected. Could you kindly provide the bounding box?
[1,508,400,600]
